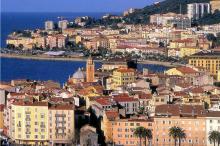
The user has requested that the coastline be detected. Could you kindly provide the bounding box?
[0,53,180,67]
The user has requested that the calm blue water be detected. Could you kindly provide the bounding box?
[1,12,118,48]
[0,57,168,84]
[0,12,169,84]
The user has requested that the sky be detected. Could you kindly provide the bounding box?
[1,0,158,12]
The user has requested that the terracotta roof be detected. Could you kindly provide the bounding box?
[116,67,135,73]
[49,103,74,110]
[206,111,220,117]
[113,96,138,102]
[155,104,206,117]
[105,110,119,120]
[176,67,197,74]
[13,101,48,106]
[0,104,4,111]
[190,87,204,94]
[95,98,112,106]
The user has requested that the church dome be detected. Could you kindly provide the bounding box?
[72,68,85,79]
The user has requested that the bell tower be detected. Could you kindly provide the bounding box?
[86,56,95,82]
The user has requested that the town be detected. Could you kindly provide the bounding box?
[1,0,220,146]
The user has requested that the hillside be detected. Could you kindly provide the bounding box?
[124,0,210,24]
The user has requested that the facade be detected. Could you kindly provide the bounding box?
[45,21,54,30]
[154,104,207,146]
[10,101,49,145]
[205,111,220,146]
[58,20,68,30]
[112,67,135,89]
[80,125,98,146]
[48,104,75,146]
[112,119,154,146]
[4,99,75,146]
[187,3,211,20]
[210,0,220,13]
[188,51,220,77]
[86,56,95,82]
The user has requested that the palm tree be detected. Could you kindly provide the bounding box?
[169,126,186,146]
[209,131,220,146]
[142,128,152,146]
[134,126,145,146]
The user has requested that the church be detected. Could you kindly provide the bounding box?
[68,56,95,84]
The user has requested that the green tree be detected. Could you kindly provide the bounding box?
[134,126,145,146]
[169,126,186,146]
[209,131,220,146]
[142,128,152,146]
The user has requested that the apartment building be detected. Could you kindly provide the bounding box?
[188,51,220,77]
[154,104,207,146]
[112,67,135,89]
[45,21,54,30]
[187,3,211,20]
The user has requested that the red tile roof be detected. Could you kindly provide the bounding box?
[176,66,197,74]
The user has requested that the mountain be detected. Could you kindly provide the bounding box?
[124,0,211,24]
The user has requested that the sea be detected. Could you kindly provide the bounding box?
[0,12,169,84]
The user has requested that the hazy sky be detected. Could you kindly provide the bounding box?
[1,0,158,12]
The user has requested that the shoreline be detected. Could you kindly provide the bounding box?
[0,53,180,67]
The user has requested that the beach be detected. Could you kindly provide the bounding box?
[0,53,180,67]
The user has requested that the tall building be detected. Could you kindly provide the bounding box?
[210,0,220,13]
[187,3,210,20]
[154,104,207,146]
[188,51,220,78]
[86,56,95,82]
[58,20,68,30]
[112,67,135,89]
[4,99,75,146]
[45,21,54,30]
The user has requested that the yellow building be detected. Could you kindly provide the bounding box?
[218,70,220,81]
[179,47,200,57]
[0,105,4,131]
[188,51,220,77]
[75,35,82,44]
[112,67,135,89]
[48,103,75,146]
[210,0,220,13]
[11,101,49,145]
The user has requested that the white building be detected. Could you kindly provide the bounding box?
[187,3,211,20]
[58,20,68,30]
[45,21,54,30]
[206,111,220,146]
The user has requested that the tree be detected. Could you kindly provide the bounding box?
[169,126,186,146]
[209,131,220,146]
[134,126,145,146]
[142,128,152,146]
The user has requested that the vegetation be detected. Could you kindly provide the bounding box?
[209,131,220,146]
[169,126,186,146]
[197,10,220,25]
[124,0,209,24]
[134,126,152,146]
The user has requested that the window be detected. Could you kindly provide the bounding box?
[17,113,21,118]
[26,135,30,139]
[35,135,38,139]
[210,120,212,123]
[41,135,45,139]
[130,123,134,126]
[35,129,38,132]
[41,114,45,118]
[136,123,140,126]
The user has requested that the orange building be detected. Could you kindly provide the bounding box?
[154,104,206,146]
[112,118,154,146]
[86,56,95,82]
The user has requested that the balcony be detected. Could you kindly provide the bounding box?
[25,111,31,114]
[25,125,31,128]
[25,131,31,134]
[25,118,31,121]
[40,125,46,128]
[55,114,66,117]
